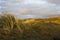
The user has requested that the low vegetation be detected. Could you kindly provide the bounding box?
[0,14,60,40]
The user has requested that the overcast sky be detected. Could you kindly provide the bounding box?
[0,0,60,18]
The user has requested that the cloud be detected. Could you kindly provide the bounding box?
[0,0,60,18]
[46,0,60,4]
[14,8,28,14]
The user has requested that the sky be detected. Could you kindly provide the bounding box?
[0,0,60,18]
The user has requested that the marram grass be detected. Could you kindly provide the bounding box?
[0,14,60,40]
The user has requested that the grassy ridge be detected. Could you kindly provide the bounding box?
[0,14,60,40]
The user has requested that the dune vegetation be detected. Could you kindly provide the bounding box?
[0,14,60,40]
